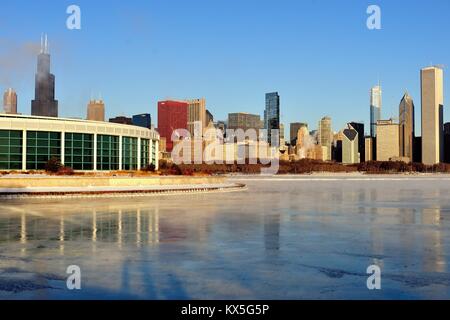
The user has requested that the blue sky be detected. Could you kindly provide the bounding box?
[1,0,450,138]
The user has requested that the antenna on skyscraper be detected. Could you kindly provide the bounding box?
[44,34,48,54]
[40,33,44,53]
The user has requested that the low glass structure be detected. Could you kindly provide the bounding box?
[0,114,159,171]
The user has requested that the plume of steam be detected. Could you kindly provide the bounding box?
[297,129,318,159]
[0,38,40,87]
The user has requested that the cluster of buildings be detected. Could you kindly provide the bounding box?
[2,35,449,171]
[0,35,159,172]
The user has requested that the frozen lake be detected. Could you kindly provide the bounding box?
[0,175,450,299]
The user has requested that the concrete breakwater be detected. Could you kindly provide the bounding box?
[0,176,246,199]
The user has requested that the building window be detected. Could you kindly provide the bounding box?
[26,131,61,170]
[65,133,94,170]
[151,140,157,166]
[0,130,23,170]
[122,137,138,170]
[97,135,119,171]
[140,138,150,168]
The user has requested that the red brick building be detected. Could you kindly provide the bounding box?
[157,100,188,152]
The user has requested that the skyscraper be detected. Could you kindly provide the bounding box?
[87,99,105,121]
[187,98,206,138]
[376,119,400,161]
[318,116,332,161]
[342,128,359,164]
[421,66,444,165]
[132,113,152,129]
[349,122,365,162]
[31,34,58,117]
[227,113,262,132]
[206,110,214,126]
[370,85,382,138]
[290,122,308,145]
[264,92,280,146]
[399,92,415,161]
[158,100,189,152]
[444,123,450,163]
[109,116,132,125]
[3,88,17,114]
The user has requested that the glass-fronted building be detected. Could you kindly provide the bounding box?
[0,114,159,171]
[264,92,280,146]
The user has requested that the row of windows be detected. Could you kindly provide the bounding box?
[97,135,120,171]
[0,130,156,171]
[65,133,94,170]
[122,137,138,170]
[26,131,61,170]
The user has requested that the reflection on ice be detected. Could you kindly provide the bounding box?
[0,176,449,299]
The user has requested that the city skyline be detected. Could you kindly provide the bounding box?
[1,1,450,132]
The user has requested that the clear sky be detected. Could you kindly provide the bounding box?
[1,0,450,139]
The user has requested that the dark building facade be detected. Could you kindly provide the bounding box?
[444,123,450,163]
[109,116,132,125]
[349,122,365,162]
[264,92,280,146]
[413,136,422,163]
[132,113,152,129]
[31,35,58,117]
[206,110,214,126]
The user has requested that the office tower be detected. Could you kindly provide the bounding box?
[215,121,227,138]
[109,116,132,125]
[227,113,262,132]
[349,122,365,162]
[3,88,17,114]
[264,92,280,146]
[158,100,189,152]
[280,123,285,146]
[370,85,382,137]
[376,119,400,161]
[413,137,422,163]
[290,122,308,145]
[132,113,152,129]
[399,92,415,162]
[206,110,214,126]
[187,98,206,138]
[444,123,450,163]
[296,126,309,150]
[318,116,332,161]
[342,128,359,164]
[31,34,58,117]
[87,99,105,121]
[365,136,373,161]
[421,66,444,165]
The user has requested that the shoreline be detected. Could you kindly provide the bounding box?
[0,183,246,199]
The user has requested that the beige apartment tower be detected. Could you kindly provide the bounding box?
[421,66,444,165]
[318,116,332,161]
[187,98,206,138]
[376,119,400,161]
[399,92,415,162]
[3,88,17,114]
[87,99,105,121]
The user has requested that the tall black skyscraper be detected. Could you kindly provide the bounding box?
[31,34,58,117]
[264,92,280,146]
